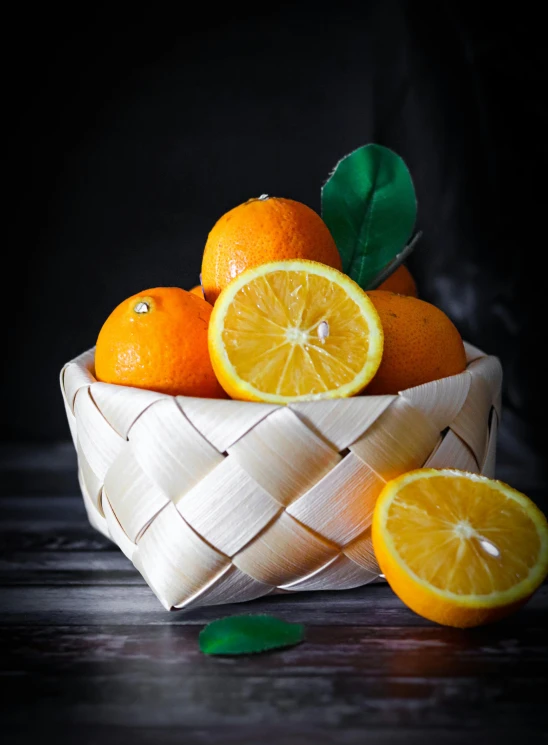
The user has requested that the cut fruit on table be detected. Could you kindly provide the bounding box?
[372,469,548,628]
[208,259,384,404]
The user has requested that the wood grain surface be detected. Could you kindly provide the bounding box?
[1,443,547,745]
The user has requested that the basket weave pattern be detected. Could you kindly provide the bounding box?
[61,342,502,611]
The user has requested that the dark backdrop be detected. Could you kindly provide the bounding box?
[7,2,547,479]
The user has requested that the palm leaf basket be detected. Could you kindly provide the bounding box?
[60,342,502,612]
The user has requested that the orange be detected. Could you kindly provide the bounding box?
[364,291,467,395]
[372,468,548,628]
[208,259,384,403]
[201,195,342,304]
[189,284,205,299]
[95,287,226,398]
[377,264,418,296]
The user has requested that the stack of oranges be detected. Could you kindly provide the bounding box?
[95,195,465,403]
[93,195,548,629]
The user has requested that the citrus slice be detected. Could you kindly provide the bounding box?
[372,469,548,627]
[208,259,384,403]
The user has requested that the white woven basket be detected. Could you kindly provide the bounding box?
[60,342,502,612]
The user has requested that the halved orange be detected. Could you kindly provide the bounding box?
[208,259,384,403]
[372,469,548,627]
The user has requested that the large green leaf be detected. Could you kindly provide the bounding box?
[199,614,305,656]
[321,144,417,289]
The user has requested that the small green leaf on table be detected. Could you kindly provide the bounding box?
[321,143,417,290]
[199,614,305,656]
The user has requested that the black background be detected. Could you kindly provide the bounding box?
[7,2,547,474]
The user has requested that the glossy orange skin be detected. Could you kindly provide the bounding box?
[364,291,467,395]
[201,196,342,304]
[377,264,418,297]
[95,287,226,398]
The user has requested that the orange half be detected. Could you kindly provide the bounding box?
[208,259,384,403]
[372,468,548,627]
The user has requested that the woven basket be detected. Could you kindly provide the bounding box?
[60,342,502,612]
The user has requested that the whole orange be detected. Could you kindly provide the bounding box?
[377,264,418,296]
[364,291,467,395]
[201,195,342,304]
[95,287,226,398]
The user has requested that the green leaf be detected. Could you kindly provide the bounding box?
[199,614,305,656]
[321,143,417,289]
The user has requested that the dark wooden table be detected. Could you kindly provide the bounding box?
[1,432,547,745]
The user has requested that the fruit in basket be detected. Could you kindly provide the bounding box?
[208,259,384,403]
[190,264,418,301]
[95,287,226,398]
[363,290,466,395]
[201,195,342,305]
[372,468,548,627]
[189,284,205,299]
[377,264,418,296]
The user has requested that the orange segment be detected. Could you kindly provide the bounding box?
[372,469,548,627]
[208,259,384,403]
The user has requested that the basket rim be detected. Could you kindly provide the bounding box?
[60,341,501,412]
